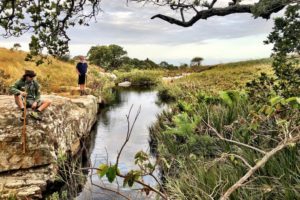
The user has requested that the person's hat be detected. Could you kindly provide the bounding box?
[23,70,36,77]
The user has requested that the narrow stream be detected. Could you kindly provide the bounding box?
[77,88,166,200]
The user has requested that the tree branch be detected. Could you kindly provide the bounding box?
[151,4,253,27]
[221,135,300,200]
[150,1,293,27]
[203,120,267,154]
[115,105,141,168]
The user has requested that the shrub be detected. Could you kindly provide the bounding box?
[115,69,163,86]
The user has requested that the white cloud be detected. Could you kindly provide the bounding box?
[125,34,272,65]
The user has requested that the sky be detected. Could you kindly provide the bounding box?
[0,0,284,65]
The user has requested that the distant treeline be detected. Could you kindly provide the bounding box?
[58,44,206,71]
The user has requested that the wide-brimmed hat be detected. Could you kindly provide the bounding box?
[23,70,36,77]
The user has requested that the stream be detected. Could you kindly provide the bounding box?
[76,88,166,200]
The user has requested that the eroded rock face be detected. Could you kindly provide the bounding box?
[0,95,98,199]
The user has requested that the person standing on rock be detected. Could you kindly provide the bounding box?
[76,56,88,96]
[10,70,51,120]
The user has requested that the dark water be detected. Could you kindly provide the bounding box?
[77,88,166,200]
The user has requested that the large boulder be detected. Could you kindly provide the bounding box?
[0,95,98,199]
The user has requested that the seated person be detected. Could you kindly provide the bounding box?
[10,70,51,120]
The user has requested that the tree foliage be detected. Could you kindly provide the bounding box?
[190,57,204,66]
[87,44,127,70]
[0,0,101,61]
[13,43,20,49]
[247,4,300,100]
[268,4,300,98]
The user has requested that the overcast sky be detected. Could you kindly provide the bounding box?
[0,0,284,65]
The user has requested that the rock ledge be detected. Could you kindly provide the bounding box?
[0,95,98,199]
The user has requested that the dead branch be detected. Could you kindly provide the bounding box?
[115,105,141,168]
[203,120,267,154]
[220,135,300,200]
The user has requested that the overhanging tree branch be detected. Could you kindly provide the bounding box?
[132,0,297,27]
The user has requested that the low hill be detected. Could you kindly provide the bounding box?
[172,58,273,94]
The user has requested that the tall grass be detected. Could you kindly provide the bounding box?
[151,56,299,200]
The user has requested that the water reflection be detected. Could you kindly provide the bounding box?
[77,88,166,200]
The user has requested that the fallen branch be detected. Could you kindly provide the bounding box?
[221,135,300,200]
[203,120,266,154]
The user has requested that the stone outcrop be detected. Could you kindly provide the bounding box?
[118,81,131,87]
[0,95,98,199]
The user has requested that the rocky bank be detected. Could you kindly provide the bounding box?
[0,95,98,199]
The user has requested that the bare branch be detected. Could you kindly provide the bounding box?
[221,135,300,200]
[209,0,218,9]
[115,105,141,168]
[224,153,253,169]
[203,120,267,154]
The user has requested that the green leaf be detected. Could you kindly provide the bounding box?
[128,176,135,187]
[97,164,108,178]
[270,96,283,106]
[146,163,155,171]
[134,151,148,164]
[265,106,274,115]
[123,170,141,187]
[123,175,129,187]
[286,97,300,108]
[219,91,233,107]
[106,166,117,183]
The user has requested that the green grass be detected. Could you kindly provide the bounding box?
[150,58,300,199]
[175,59,272,94]
[114,69,163,86]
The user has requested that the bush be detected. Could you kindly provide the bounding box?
[157,84,182,102]
[87,69,116,104]
[115,69,163,86]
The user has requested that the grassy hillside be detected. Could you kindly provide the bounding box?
[0,47,106,95]
[152,58,300,199]
[174,58,273,94]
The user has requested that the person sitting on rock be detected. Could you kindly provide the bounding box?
[10,70,51,120]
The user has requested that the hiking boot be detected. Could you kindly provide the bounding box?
[80,90,84,96]
[29,111,42,121]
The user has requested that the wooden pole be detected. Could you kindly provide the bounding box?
[22,96,27,154]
